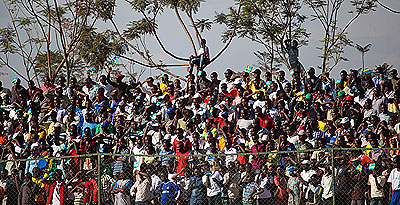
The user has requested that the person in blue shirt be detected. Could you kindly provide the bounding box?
[188,167,206,205]
[81,113,97,136]
[159,139,176,166]
[159,170,181,204]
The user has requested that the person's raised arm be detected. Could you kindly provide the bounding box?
[106,67,118,87]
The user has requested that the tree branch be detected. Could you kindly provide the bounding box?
[140,10,189,61]
[210,0,243,63]
[173,5,197,55]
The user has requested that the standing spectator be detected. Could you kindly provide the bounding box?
[368,167,386,205]
[223,162,241,204]
[255,165,274,205]
[45,169,67,205]
[240,172,264,205]
[131,169,152,205]
[274,166,288,205]
[107,68,128,98]
[202,164,223,205]
[18,172,35,205]
[112,138,130,176]
[321,164,334,204]
[388,156,400,205]
[6,169,20,205]
[188,167,206,205]
[287,167,301,205]
[159,170,181,205]
[112,170,132,205]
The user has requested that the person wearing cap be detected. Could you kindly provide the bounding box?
[336,90,346,103]
[248,69,265,93]
[161,107,176,129]
[305,67,322,91]
[295,129,313,160]
[341,95,361,119]
[95,120,113,135]
[107,67,128,98]
[228,78,243,98]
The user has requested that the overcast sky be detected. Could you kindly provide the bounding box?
[1,0,399,87]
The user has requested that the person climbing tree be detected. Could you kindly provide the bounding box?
[189,39,210,74]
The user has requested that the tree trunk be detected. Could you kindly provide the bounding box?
[46,0,52,80]
[173,6,197,56]
[362,53,365,70]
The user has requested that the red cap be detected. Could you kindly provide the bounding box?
[345,95,354,101]
[116,74,125,78]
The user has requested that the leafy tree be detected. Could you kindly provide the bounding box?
[0,0,124,85]
[215,0,309,72]
[109,0,242,80]
[305,0,377,72]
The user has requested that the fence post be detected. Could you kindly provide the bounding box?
[97,153,101,205]
[331,148,335,205]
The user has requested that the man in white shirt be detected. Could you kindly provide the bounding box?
[220,69,235,92]
[321,164,333,204]
[202,164,223,204]
[222,141,237,166]
[300,160,317,202]
[388,156,400,204]
[368,168,386,205]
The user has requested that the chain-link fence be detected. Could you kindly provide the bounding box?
[0,148,397,204]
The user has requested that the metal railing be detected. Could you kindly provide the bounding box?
[0,147,397,204]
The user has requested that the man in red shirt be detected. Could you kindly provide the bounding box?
[176,142,192,176]
[173,128,192,153]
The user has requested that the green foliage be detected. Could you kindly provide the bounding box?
[305,0,377,72]
[193,18,212,33]
[215,0,309,70]
[124,19,156,40]
[94,0,117,21]
[0,26,17,54]
[34,50,64,80]
[77,27,127,71]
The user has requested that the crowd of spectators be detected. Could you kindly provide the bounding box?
[0,64,399,205]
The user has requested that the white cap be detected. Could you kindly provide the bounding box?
[341,117,350,124]
[234,78,243,85]
[193,93,202,99]
[301,160,310,165]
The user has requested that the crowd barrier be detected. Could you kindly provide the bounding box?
[0,147,397,204]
